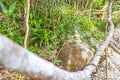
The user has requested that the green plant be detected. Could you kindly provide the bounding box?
[46,43,55,56]
[28,43,41,54]
[0,1,23,45]
[0,1,20,21]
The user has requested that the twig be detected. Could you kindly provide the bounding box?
[109,42,120,54]
[105,48,108,80]
[24,0,30,49]
[105,23,108,80]
[101,2,108,20]
[88,1,92,20]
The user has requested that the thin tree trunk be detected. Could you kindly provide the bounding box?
[24,0,30,49]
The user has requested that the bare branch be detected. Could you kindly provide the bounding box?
[24,0,30,49]
[89,0,114,65]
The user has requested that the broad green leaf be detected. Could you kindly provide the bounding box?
[9,2,16,14]
[0,1,7,11]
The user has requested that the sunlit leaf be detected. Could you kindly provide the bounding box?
[9,2,16,14]
[0,1,7,11]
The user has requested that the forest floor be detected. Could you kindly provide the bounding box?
[0,45,120,80]
[90,47,120,80]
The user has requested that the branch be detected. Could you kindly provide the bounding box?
[0,0,114,80]
[110,42,120,54]
[90,0,114,65]
[110,28,120,54]
[24,0,30,49]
